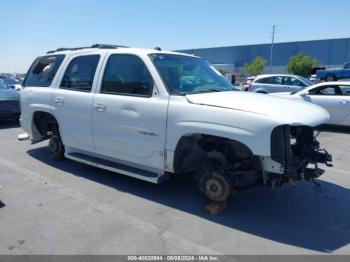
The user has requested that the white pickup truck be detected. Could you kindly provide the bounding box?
[20,44,332,202]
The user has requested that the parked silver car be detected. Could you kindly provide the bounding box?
[246,74,313,94]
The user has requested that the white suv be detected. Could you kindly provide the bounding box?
[20,44,332,203]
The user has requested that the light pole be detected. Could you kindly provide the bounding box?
[269,25,276,73]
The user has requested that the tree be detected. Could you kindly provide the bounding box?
[243,57,267,76]
[217,68,227,76]
[287,54,320,78]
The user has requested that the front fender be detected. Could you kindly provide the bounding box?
[166,97,277,158]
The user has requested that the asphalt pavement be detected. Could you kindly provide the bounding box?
[0,120,349,255]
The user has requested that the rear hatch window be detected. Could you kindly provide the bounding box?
[23,55,65,87]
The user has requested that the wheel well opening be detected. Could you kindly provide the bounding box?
[32,112,59,141]
[173,134,258,173]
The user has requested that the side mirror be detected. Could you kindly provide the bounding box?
[298,89,309,96]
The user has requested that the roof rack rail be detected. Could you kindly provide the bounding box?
[46,44,129,54]
[91,44,129,49]
[46,46,90,54]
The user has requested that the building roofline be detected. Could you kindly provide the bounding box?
[178,37,350,52]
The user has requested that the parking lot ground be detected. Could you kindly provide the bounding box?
[0,121,349,255]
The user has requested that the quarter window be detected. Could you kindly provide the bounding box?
[23,55,65,87]
[101,55,154,97]
[61,55,100,92]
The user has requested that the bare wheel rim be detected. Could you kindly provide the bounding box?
[204,173,231,202]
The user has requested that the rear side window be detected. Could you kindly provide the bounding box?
[101,54,154,97]
[23,55,65,87]
[255,77,283,84]
[255,77,267,84]
[61,55,100,92]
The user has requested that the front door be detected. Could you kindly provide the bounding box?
[92,54,168,172]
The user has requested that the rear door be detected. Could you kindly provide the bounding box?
[92,53,168,172]
[266,76,286,93]
[52,54,103,152]
[305,85,350,123]
[252,76,284,93]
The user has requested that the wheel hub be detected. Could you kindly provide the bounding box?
[203,172,231,202]
[206,178,224,198]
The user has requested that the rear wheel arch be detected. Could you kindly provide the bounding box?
[32,111,65,160]
[31,111,61,141]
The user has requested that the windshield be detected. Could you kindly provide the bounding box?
[149,54,234,95]
[299,76,313,86]
[0,79,9,89]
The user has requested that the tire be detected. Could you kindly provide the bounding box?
[48,135,65,161]
[196,160,232,202]
[325,74,336,82]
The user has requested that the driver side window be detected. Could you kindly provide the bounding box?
[101,54,154,97]
[286,77,304,87]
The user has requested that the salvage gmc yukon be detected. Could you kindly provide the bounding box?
[20,44,333,203]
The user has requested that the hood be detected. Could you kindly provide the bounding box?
[0,88,20,101]
[186,91,329,126]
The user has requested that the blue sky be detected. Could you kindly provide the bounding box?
[1,0,349,72]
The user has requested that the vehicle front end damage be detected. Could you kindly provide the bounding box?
[262,125,332,186]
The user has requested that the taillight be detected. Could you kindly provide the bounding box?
[248,81,252,90]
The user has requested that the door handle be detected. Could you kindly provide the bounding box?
[55,97,64,106]
[340,100,349,104]
[94,102,106,112]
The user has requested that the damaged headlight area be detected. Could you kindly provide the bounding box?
[267,125,332,184]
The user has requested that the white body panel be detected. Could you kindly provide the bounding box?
[92,93,168,172]
[305,96,350,124]
[271,82,350,126]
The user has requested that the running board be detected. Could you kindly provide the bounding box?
[65,152,169,184]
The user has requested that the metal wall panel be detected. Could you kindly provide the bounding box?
[178,38,350,69]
